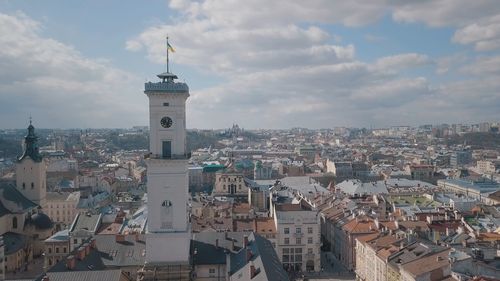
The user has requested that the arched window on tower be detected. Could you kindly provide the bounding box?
[12,217,17,229]
[22,182,26,189]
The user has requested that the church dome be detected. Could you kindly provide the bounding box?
[30,212,53,230]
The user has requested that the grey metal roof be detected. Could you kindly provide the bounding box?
[42,269,129,281]
[48,234,146,273]
[191,240,227,265]
[229,233,289,281]
[0,182,38,214]
[3,232,27,255]
[70,213,102,234]
[45,229,69,242]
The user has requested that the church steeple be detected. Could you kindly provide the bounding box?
[19,120,42,163]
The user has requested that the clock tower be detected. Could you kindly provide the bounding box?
[143,48,191,275]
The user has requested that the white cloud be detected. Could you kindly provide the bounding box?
[453,15,500,51]
[0,12,146,128]
[124,0,500,128]
[373,53,432,71]
[460,55,500,75]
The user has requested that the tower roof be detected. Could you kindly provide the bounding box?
[18,121,43,163]
[157,72,178,82]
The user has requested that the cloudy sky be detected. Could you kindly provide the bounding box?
[0,0,499,129]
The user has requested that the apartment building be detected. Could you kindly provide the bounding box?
[272,202,321,272]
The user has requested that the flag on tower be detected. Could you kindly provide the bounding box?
[167,42,175,53]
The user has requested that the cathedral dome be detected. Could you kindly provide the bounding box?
[30,212,53,230]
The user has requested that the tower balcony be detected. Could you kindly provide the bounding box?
[144,153,191,160]
[144,81,189,93]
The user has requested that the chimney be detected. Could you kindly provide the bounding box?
[215,239,219,249]
[66,255,76,270]
[250,261,256,278]
[246,249,253,262]
[437,256,443,262]
[244,235,248,248]
[83,243,90,256]
[90,238,97,249]
[231,239,236,251]
[115,234,125,242]
[77,247,86,260]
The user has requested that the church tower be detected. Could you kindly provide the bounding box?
[16,121,47,209]
[141,38,191,280]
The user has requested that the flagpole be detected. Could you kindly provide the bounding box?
[166,36,170,73]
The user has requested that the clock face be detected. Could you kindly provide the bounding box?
[160,116,173,128]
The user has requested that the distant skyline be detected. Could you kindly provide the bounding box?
[0,1,500,129]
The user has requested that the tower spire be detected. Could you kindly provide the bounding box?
[19,119,42,162]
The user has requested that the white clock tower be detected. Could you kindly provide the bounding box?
[143,49,191,273]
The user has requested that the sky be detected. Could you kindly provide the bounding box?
[0,0,500,129]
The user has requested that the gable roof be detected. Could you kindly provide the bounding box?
[0,182,38,215]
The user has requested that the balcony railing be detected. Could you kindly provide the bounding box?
[144,82,189,93]
[144,153,191,160]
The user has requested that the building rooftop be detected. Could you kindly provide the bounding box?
[39,269,131,281]
[45,229,70,243]
[0,182,38,214]
[70,213,102,234]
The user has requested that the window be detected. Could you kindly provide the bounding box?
[55,248,59,253]
[284,228,289,234]
[22,182,25,189]
[209,268,215,274]
[239,178,242,182]
[296,227,301,234]
[31,182,34,189]
[63,247,67,253]
[73,239,78,244]
[48,248,52,254]
[12,217,17,229]
[308,237,313,244]
[284,238,289,245]
[296,238,301,245]
[308,248,313,254]
[308,227,313,234]
[163,102,169,106]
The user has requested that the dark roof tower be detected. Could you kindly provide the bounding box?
[19,119,42,163]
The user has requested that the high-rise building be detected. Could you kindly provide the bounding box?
[140,61,191,280]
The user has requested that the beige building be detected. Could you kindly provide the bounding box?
[44,229,70,269]
[476,160,500,174]
[272,203,321,272]
[213,171,249,197]
[0,123,54,274]
[46,191,80,227]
